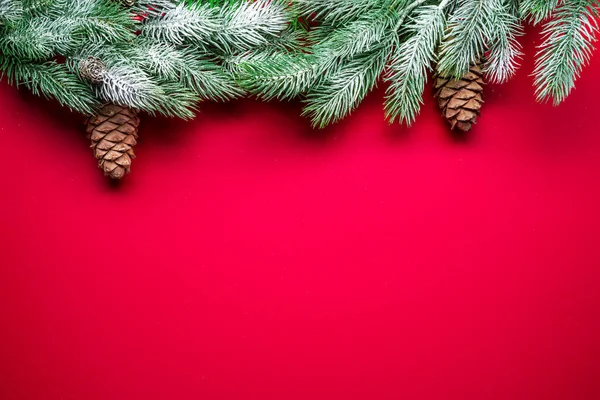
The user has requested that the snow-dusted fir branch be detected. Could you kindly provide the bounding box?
[135,40,243,101]
[2,0,297,117]
[0,17,69,59]
[99,65,164,112]
[11,0,58,17]
[237,3,397,109]
[132,0,175,16]
[141,2,219,45]
[141,0,290,54]
[0,0,136,59]
[276,0,444,127]
[485,1,523,83]
[0,0,23,24]
[294,0,382,25]
[3,0,600,126]
[235,50,321,101]
[311,8,398,61]
[384,5,446,124]
[520,0,560,24]
[151,80,199,119]
[533,0,600,105]
[303,44,391,128]
[438,0,498,78]
[99,65,197,118]
[0,58,98,114]
[210,0,289,53]
[56,0,137,45]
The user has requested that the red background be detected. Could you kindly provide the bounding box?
[1,33,600,400]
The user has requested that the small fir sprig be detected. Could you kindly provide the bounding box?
[533,0,600,105]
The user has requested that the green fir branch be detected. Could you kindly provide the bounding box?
[520,0,561,24]
[61,0,138,45]
[21,0,55,17]
[294,0,383,25]
[303,44,392,128]
[438,0,498,78]
[209,0,290,54]
[384,5,446,125]
[0,58,98,114]
[141,2,220,45]
[311,7,399,60]
[153,80,199,119]
[236,50,322,100]
[98,64,199,118]
[136,41,243,101]
[0,0,23,24]
[3,0,600,125]
[0,17,70,60]
[533,0,600,105]
[485,0,523,83]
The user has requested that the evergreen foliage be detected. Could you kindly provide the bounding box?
[238,0,600,128]
[1,0,599,129]
[533,0,599,104]
[0,0,291,117]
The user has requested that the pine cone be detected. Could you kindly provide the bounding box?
[79,57,107,85]
[86,104,139,179]
[434,63,485,132]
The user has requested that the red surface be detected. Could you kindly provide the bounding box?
[1,35,600,400]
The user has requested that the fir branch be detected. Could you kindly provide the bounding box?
[70,42,136,72]
[0,17,71,60]
[134,41,185,80]
[485,0,523,83]
[303,44,392,128]
[1,1,137,59]
[182,59,243,101]
[312,7,398,60]
[59,0,137,45]
[237,3,400,103]
[384,5,446,125]
[0,58,98,114]
[100,65,161,110]
[520,0,561,24]
[438,0,498,78]
[236,50,322,100]
[99,64,200,118]
[256,26,308,53]
[133,0,176,16]
[21,0,55,16]
[210,0,290,54]
[153,80,199,119]
[505,0,520,15]
[141,2,219,45]
[294,0,382,25]
[0,0,23,24]
[98,66,157,111]
[136,41,243,101]
[533,0,600,105]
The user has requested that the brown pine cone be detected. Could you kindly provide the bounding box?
[86,104,139,179]
[434,63,485,132]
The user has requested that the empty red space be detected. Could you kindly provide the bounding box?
[1,33,599,399]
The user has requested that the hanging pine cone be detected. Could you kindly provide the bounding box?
[434,63,485,132]
[86,104,140,179]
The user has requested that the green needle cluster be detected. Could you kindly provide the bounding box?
[0,0,291,117]
[1,1,599,129]
[237,0,600,128]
